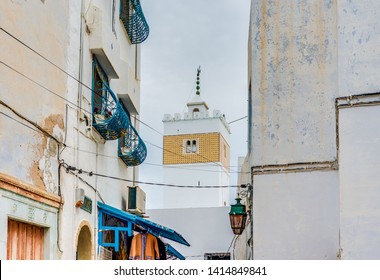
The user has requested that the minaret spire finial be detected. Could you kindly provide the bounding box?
[196,66,201,96]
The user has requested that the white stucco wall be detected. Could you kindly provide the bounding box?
[339,106,380,259]
[253,171,339,260]
[147,206,235,260]
[161,164,230,209]
[61,0,142,259]
[240,0,380,260]
[164,117,231,142]
[336,1,380,259]
[0,0,143,260]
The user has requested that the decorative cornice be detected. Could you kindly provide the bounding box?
[0,172,63,208]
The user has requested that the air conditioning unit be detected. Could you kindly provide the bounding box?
[126,186,146,215]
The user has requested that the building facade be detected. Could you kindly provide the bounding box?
[0,0,187,260]
[236,0,380,260]
[145,69,234,260]
[161,69,231,209]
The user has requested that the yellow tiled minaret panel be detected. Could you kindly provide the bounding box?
[163,132,230,171]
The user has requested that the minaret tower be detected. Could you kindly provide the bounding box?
[162,67,231,209]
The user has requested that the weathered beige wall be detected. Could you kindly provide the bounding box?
[0,0,69,191]
[249,0,338,166]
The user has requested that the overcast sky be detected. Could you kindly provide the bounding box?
[138,0,251,209]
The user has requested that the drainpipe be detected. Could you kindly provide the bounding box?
[74,0,85,260]
[133,115,137,185]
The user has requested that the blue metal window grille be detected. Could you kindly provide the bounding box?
[118,124,147,166]
[98,203,134,253]
[92,58,147,165]
[120,0,149,44]
[92,58,130,140]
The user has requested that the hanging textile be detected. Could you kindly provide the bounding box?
[129,233,160,260]
[157,238,167,260]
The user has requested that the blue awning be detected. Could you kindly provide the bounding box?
[165,244,186,260]
[97,202,190,247]
[135,216,190,247]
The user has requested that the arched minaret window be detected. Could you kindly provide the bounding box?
[193,108,199,117]
[186,140,191,153]
[192,140,197,153]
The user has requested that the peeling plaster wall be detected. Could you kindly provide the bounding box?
[245,0,340,260]
[244,0,380,260]
[0,0,69,260]
[250,0,338,166]
[1,0,141,260]
[0,0,69,191]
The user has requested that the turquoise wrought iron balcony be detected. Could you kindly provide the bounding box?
[118,124,147,166]
[92,81,147,166]
[92,82,130,140]
[120,0,150,44]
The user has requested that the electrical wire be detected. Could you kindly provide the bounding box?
[227,235,237,253]
[1,59,242,174]
[61,161,241,189]
[228,115,248,124]
[2,97,243,190]
[1,59,238,173]
[0,100,65,146]
[232,234,240,260]
[1,27,156,135]
[0,108,249,176]
[0,111,41,135]
[0,27,242,171]
[0,27,242,174]
[67,170,105,203]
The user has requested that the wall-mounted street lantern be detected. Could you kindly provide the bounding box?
[229,197,247,235]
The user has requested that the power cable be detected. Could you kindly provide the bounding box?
[0,111,41,135]
[61,161,240,189]
[0,108,248,175]
[0,107,244,187]
[227,235,237,253]
[1,27,240,173]
[228,115,247,124]
[1,60,238,174]
[67,170,105,203]
[1,60,235,172]
[0,100,65,146]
